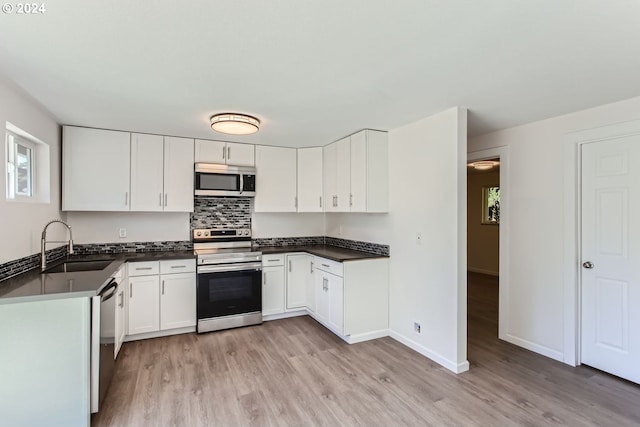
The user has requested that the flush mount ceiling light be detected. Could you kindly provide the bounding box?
[210,113,260,135]
[468,160,500,170]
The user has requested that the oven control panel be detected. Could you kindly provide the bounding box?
[193,228,251,240]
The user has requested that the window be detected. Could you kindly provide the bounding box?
[5,122,50,203]
[6,132,35,199]
[482,186,500,224]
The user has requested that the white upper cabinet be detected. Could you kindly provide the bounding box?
[254,145,297,212]
[195,139,255,167]
[63,126,131,211]
[322,129,388,213]
[130,133,164,211]
[130,134,193,212]
[297,147,323,212]
[163,136,194,212]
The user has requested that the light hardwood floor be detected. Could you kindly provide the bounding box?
[93,273,640,426]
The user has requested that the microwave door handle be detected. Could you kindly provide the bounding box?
[239,174,243,195]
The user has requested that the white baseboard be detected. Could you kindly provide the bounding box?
[262,310,307,322]
[124,326,195,342]
[467,267,499,276]
[345,329,389,344]
[502,333,564,362]
[389,330,470,374]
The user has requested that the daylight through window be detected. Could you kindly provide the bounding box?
[482,186,500,224]
[6,131,35,199]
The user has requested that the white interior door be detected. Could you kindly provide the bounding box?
[581,135,640,384]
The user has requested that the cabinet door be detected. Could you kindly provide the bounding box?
[307,260,316,313]
[350,131,367,212]
[194,139,226,163]
[297,147,323,212]
[130,133,164,211]
[262,266,285,316]
[327,274,344,334]
[127,275,160,335]
[114,283,126,358]
[315,271,330,323]
[225,142,255,167]
[163,137,194,212]
[160,272,196,330]
[62,126,131,211]
[254,146,297,212]
[323,142,337,212]
[336,137,351,212]
[286,254,310,309]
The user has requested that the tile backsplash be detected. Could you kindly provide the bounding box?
[0,246,67,282]
[190,196,252,230]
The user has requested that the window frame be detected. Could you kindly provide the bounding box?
[6,130,37,200]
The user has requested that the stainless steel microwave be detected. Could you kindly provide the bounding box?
[194,163,256,197]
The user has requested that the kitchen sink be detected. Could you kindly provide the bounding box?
[42,259,113,274]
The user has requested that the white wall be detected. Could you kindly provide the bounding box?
[252,213,324,238]
[0,78,63,263]
[326,107,469,373]
[65,212,190,244]
[468,95,640,362]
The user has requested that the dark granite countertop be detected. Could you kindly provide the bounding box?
[0,250,195,305]
[257,245,388,262]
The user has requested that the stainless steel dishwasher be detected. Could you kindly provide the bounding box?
[90,277,118,413]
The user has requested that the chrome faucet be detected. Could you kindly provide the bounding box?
[41,219,74,271]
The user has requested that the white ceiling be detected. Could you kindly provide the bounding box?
[1,1,639,148]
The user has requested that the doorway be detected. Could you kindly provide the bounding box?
[467,147,509,346]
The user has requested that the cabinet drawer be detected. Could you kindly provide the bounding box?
[262,254,285,266]
[128,261,160,276]
[313,257,343,277]
[160,259,196,274]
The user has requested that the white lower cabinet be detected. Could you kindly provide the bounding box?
[286,253,311,310]
[127,274,160,335]
[114,266,127,358]
[126,259,196,338]
[314,264,344,335]
[160,272,197,330]
[262,254,286,316]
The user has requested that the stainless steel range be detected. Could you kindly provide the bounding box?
[193,228,262,333]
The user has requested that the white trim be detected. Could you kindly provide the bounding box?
[467,146,510,342]
[123,326,195,342]
[389,330,470,373]
[262,310,306,322]
[562,118,640,367]
[504,333,564,362]
[344,329,388,344]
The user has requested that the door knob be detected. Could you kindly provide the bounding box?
[582,261,594,269]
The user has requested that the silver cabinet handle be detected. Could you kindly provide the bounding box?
[321,263,330,268]
[263,272,267,286]
[323,277,328,291]
[136,267,153,271]
[350,194,353,207]
[288,260,292,272]
[222,145,226,160]
[162,280,165,295]
[583,261,595,269]
[125,192,128,206]
[319,196,322,208]
[164,193,168,207]
[159,193,163,206]
[170,265,186,269]
[294,196,298,209]
[129,282,132,298]
[310,262,314,273]
[267,259,280,262]
[118,291,124,308]
[227,146,231,160]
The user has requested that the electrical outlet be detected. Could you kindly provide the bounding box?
[118,228,127,238]
[414,322,421,333]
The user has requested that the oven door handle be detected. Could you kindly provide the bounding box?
[197,262,263,274]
